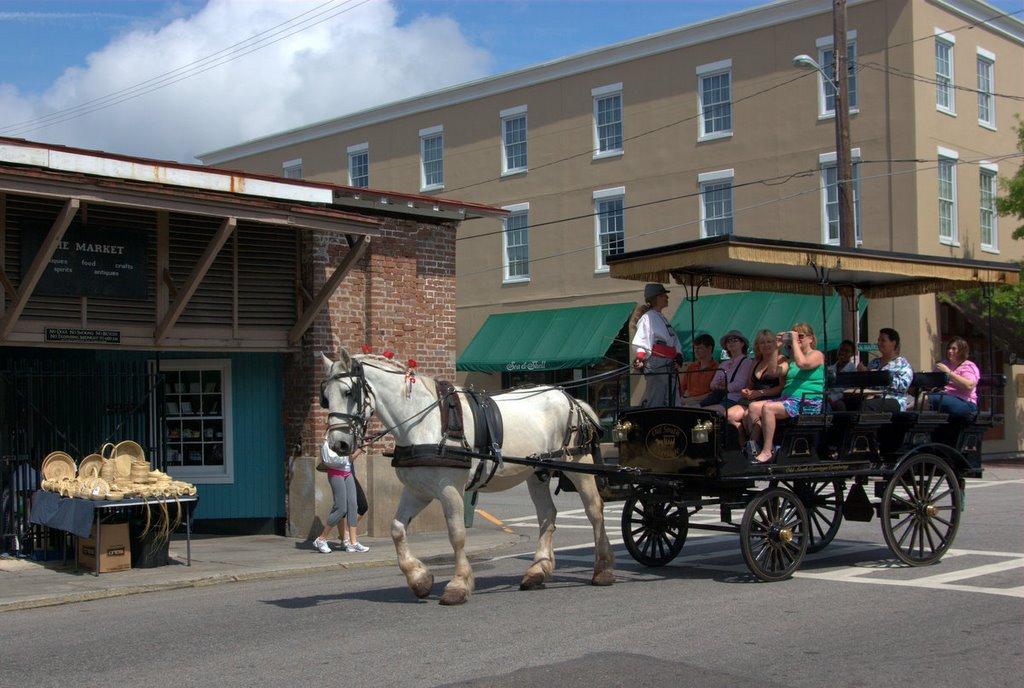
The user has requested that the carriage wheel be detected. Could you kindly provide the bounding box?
[740,487,808,582]
[772,479,844,554]
[620,493,688,567]
[881,453,961,566]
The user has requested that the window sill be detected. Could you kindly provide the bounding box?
[817,107,860,122]
[936,107,957,118]
[502,276,531,285]
[939,238,960,247]
[594,267,611,275]
[501,168,528,178]
[420,183,445,193]
[698,131,733,143]
[981,245,999,255]
[592,150,623,161]
[978,121,997,132]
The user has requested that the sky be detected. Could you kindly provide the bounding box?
[0,0,1021,163]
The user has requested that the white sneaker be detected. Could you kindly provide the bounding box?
[346,542,369,553]
[313,537,332,553]
[343,537,350,548]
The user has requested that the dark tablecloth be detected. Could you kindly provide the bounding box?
[29,490,97,537]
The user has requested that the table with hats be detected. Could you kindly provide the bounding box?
[28,445,199,575]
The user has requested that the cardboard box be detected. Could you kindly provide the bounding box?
[78,523,131,573]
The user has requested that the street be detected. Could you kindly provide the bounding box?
[2,469,1022,688]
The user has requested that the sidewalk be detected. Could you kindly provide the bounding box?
[0,526,527,613]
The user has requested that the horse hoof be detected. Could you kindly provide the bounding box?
[519,572,546,591]
[439,589,468,606]
[410,573,434,599]
[591,570,615,587]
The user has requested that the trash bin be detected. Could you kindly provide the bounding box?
[128,517,169,568]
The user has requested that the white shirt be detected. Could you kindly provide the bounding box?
[631,309,681,360]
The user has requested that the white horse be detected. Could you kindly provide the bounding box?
[320,350,615,605]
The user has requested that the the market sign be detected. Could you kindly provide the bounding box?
[20,223,148,300]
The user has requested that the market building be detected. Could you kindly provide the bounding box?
[0,136,503,551]
[199,0,1024,457]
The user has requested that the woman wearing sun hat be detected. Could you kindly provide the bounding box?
[630,283,683,407]
[701,330,753,415]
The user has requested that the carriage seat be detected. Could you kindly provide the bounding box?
[891,372,950,424]
[830,370,894,423]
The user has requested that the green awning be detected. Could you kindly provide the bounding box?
[669,292,867,358]
[457,302,635,372]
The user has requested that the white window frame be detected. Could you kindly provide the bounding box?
[937,146,959,246]
[347,143,369,188]
[282,158,302,179]
[500,105,528,176]
[501,202,530,283]
[935,30,956,115]
[980,162,999,253]
[698,169,734,237]
[819,149,863,246]
[697,59,733,142]
[153,358,234,485]
[976,48,996,130]
[593,186,625,273]
[815,33,859,119]
[419,125,444,191]
[592,83,623,159]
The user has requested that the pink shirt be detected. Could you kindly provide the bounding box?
[942,359,980,405]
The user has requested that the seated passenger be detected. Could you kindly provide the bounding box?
[728,329,788,443]
[681,333,719,406]
[746,323,825,464]
[928,336,980,417]
[701,330,752,415]
[857,327,913,413]
[827,339,857,411]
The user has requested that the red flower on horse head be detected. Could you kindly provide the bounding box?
[383,350,394,359]
[361,344,372,353]
[407,359,417,369]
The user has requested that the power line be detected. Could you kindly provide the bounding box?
[0,0,374,138]
[857,61,1024,102]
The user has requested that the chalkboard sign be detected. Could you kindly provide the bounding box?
[20,223,148,300]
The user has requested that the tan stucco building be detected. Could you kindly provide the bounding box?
[201,0,1024,456]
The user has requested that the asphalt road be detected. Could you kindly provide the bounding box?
[3,470,1022,688]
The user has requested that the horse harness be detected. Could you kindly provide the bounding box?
[321,361,602,490]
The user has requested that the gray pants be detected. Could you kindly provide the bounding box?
[642,359,678,407]
[326,473,357,527]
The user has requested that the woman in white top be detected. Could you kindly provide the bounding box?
[631,283,682,407]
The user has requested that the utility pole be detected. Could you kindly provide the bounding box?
[833,0,858,344]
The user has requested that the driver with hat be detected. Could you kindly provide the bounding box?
[630,283,683,407]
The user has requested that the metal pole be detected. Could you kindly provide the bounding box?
[834,0,858,345]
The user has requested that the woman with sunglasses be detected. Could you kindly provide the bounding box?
[928,336,980,417]
[701,330,753,415]
[747,322,825,464]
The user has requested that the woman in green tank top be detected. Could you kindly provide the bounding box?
[746,322,825,464]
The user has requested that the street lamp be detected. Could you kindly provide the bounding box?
[793,47,857,345]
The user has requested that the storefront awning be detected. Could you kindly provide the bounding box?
[670,292,867,356]
[457,302,635,372]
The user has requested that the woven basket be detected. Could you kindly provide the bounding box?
[41,451,76,481]
[113,441,145,482]
[79,454,104,480]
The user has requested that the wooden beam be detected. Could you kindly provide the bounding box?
[0,198,79,340]
[288,234,370,346]
[154,216,235,342]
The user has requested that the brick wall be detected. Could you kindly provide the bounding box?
[283,217,457,537]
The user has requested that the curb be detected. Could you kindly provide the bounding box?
[0,534,526,613]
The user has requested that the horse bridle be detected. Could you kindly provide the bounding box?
[320,359,374,447]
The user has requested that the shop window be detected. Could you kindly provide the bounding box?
[153,359,233,484]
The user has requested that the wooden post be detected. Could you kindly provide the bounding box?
[833,0,858,344]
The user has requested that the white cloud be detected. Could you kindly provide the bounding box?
[0,0,491,163]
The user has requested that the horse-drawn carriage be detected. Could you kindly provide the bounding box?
[320,234,1018,603]
[605,235,1019,581]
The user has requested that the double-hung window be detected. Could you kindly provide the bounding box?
[938,147,959,245]
[817,33,858,117]
[593,187,625,272]
[282,158,302,179]
[819,149,862,245]
[501,106,528,175]
[592,84,623,158]
[502,203,530,282]
[976,48,996,129]
[980,164,998,252]
[935,31,956,115]
[419,125,444,191]
[697,59,732,141]
[698,169,734,237]
[347,143,369,188]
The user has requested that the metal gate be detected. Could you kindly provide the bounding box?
[0,358,164,556]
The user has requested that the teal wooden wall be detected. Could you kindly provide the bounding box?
[154,352,285,521]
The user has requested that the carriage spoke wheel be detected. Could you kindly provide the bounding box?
[740,487,808,582]
[771,479,844,554]
[881,453,961,566]
[621,493,688,567]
